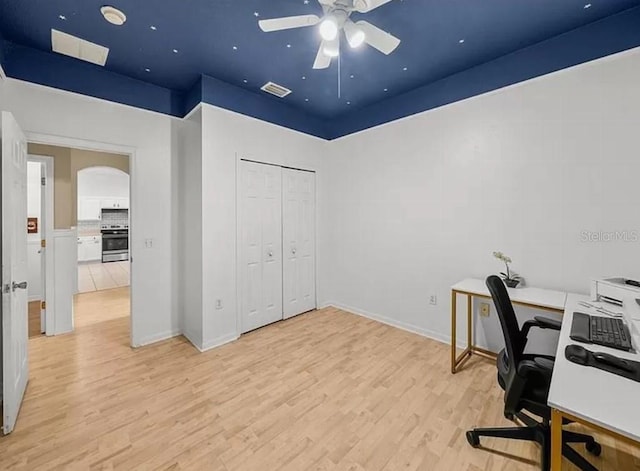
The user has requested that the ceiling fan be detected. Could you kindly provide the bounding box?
[258,0,401,70]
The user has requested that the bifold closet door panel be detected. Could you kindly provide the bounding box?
[282,168,316,319]
[239,161,283,333]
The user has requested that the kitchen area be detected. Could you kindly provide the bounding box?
[77,166,130,293]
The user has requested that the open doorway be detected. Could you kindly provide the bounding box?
[77,166,130,294]
[26,160,45,338]
[26,155,53,339]
[27,143,132,337]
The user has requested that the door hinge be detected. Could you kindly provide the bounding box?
[41,239,46,248]
[41,176,46,186]
[41,301,46,310]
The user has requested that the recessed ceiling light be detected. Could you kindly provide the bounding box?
[287,44,291,48]
[243,79,248,83]
[59,15,66,20]
[384,88,388,92]
[403,67,408,71]
[350,74,354,79]
[584,3,592,8]
[150,25,157,31]
[233,46,238,50]
[302,76,306,80]
[304,0,310,4]
[100,6,126,26]
[144,68,150,72]
[254,12,260,17]
[347,101,351,105]
[459,39,465,44]
[172,48,179,53]
[305,98,309,102]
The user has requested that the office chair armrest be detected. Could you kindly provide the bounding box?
[518,358,553,382]
[533,316,561,330]
[521,316,562,338]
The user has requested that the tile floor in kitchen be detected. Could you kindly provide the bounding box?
[78,261,130,293]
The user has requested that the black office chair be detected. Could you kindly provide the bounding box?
[466,275,601,471]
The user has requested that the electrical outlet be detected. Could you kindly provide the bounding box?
[480,302,490,317]
[215,299,223,310]
[429,295,437,306]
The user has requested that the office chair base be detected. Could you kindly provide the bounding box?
[467,421,600,471]
[466,431,480,447]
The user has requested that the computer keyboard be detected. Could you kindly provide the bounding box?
[570,312,633,352]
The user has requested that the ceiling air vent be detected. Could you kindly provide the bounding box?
[51,29,109,66]
[260,81,292,98]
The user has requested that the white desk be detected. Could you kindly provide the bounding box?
[548,294,640,470]
[450,278,567,373]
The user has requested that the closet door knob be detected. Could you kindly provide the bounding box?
[292,248,297,255]
[268,250,273,257]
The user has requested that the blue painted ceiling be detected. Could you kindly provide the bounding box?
[1,1,640,137]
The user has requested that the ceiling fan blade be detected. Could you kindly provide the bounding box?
[355,20,401,55]
[354,0,394,13]
[258,14,320,32]
[313,41,331,69]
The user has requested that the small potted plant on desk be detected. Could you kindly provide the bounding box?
[493,251,521,288]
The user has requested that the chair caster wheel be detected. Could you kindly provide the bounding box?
[586,441,602,456]
[466,431,480,448]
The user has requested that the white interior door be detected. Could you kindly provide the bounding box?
[239,161,283,333]
[282,168,316,319]
[1,111,29,434]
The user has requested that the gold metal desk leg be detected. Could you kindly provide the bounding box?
[551,408,563,470]
[451,290,457,373]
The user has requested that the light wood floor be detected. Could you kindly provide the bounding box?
[78,261,130,293]
[1,295,638,470]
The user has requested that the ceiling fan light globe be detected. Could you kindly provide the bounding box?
[319,18,338,41]
[344,22,366,48]
[350,31,365,47]
[322,37,340,57]
[322,46,340,57]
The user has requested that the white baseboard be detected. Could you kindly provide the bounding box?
[325,301,470,350]
[181,330,238,353]
[200,333,239,352]
[134,329,182,347]
[182,329,203,351]
[50,327,73,336]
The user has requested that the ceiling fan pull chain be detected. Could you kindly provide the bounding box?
[338,43,341,99]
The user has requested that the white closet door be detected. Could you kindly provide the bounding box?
[282,168,316,319]
[239,161,283,333]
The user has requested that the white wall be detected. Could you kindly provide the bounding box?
[322,48,640,353]
[198,104,328,350]
[178,109,203,347]
[77,167,129,199]
[27,161,41,236]
[0,78,179,346]
[27,161,42,300]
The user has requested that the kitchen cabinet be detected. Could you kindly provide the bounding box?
[101,198,129,209]
[78,198,102,221]
[78,236,102,262]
